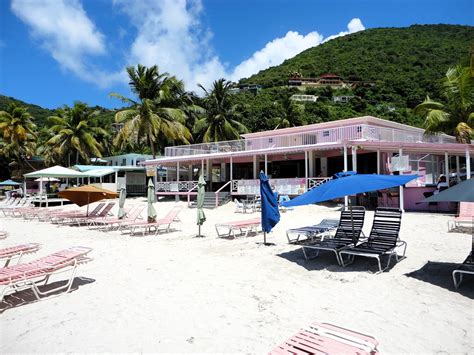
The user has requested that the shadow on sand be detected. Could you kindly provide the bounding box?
[0,276,95,313]
[405,261,473,299]
[276,248,398,273]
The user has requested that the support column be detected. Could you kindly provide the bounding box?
[444,152,449,187]
[456,156,460,183]
[176,162,180,202]
[264,154,268,175]
[343,145,348,172]
[308,151,314,177]
[399,148,404,212]
[253,155,258,179]
[230,156,233,181]
[343,145,348,207]
[206,159,210,181]
[320,157,328,177]
[467,148,471,179]
[376,149,381,174]
[201,160,204,178]
[351,146,357,172]
[304,151,308,179]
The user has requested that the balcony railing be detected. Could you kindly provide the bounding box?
[164,124,457,157]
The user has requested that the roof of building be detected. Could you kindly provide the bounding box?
[102,153,154,159]
[240,115,447,139]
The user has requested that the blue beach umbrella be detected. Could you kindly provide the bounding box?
[259,171,280,245]
[0,179,21,187]
[282,172,418,208]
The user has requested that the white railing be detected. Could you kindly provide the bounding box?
[164,124,456,157]
[186,184,199,207]
[215,180,232,208]
[156,181,198,193]
[307,177,331,190]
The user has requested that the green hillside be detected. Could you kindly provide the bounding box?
[0,95,55,127]
[240,24,473,107]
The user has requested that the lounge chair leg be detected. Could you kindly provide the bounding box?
[453,271,462,289]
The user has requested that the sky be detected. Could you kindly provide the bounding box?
[0,0,473,110]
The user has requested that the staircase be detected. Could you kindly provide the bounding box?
[189,192,230,209]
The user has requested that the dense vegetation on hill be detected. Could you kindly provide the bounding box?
[0,24,472,178]
[241,25,473,106]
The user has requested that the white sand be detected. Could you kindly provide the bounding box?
[0,199,472,353]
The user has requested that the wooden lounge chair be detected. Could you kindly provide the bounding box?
[0,243,41,267]
[270,320,379,354]
[90,206,144,231]
[301,207,366,265]
[339,207,405,273]
[69,202,116,226]
[286,219,339,244]
[215,217,261,238]
[50,203,105,224]
[448,202,474,231]
[0,246,93,303]
[122,207,182,236]
[453,252,474,289]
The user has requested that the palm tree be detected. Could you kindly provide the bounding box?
[110,65,191,157]
[44,102,106,165]
[194,79,248,142]
[0,103,37,166]
[271,96,305,129]
[415,65,473,143]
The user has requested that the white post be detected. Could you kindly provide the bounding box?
[304,150,308,179]
[376,149,381,174]
[444,152,449,187]
[352,146,357,172]
[176,161,180,202]
[399,148,404,212]
[456,156,460,183]
[201,160,204,177]
[230,156,233,181]
[466,148,471,179]
[308,151,314,177]
[343,144,348,207]
[343,145,348,171]
[253,155,258,179]
[115,171,118,189]
[264,154,268,175]
[206,159,210,181]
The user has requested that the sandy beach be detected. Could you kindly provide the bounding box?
[0,199,472,353]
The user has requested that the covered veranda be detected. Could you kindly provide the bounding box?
[143,140,473,211]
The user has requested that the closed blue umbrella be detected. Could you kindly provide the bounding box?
[282,172,418,207]
[259,171,280,245]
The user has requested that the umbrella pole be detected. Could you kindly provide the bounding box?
[198,224,201,238]
[349,198,356,244]
[264,232,267,245]
[86,193,90,216]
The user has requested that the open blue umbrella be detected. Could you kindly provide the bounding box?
[259,171,280,245]
[0,179,21,187]
[282,172,418,207]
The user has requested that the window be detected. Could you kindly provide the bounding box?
[322,131,330,137]
[356,126,362,133]
[122,158,126,166]
[268,138,273,143]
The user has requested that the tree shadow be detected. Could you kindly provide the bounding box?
[0,276,95,313]
[405,261,474,299]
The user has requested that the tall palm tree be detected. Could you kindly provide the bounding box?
[272,96,305,129]
[110,65,191,157]
[194,79,248,142]
[0,103,37,164]
[415,65,473,143]
[44,102,106,165]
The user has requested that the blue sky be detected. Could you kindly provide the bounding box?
[0,0,473,110]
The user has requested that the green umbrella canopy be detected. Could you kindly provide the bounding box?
[117,187,126,219]
[197,175,206,226]
[147,179,157,222]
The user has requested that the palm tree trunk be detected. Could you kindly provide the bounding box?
[75,150,79,165]
[149,135,156,158]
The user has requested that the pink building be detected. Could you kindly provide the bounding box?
[143,116,473,211]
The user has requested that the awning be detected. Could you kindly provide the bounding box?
[84,169,116,178]
[24,165,87,178]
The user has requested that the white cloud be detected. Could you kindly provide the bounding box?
[230,31,324,81]
[323,18,365,43]
[115,0,226,92]
[11,0,123,87]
